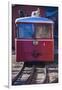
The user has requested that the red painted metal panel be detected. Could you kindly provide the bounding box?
[16,41,23,62]
[16,39,54,62]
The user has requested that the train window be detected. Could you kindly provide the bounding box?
[35,24,52,39]
[16,23,52,39]
[17,24,34,38]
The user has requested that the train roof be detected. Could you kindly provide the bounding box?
[15,16,54,24]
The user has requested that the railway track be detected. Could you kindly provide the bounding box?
[12,62,58,85]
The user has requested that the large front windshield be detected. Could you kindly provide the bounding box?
[16,23,52,39]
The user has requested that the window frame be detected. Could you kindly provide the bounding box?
[16,23,53,39]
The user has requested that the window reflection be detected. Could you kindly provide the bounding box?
[17,24,52,39]
[35,24,52,38]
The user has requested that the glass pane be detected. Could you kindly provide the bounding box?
[35,24,52,38]
[18,24,34,38]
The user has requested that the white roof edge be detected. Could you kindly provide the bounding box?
[15,17,31,23]
[15,17,54,24]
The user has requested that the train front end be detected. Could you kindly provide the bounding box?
[15,16,54,62]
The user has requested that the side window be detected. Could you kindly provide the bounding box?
[16,24,19,38]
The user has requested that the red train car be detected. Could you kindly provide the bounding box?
[15,16,54,62]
